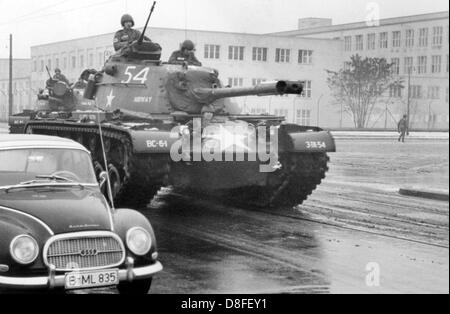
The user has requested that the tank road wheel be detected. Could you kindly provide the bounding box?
[108,164,122,200]
[239,153,330,208]
[269,152,329,208]
[114,155,170,209]
[93,162,107,195]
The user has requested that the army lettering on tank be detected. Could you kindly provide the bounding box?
[134,96,153,103]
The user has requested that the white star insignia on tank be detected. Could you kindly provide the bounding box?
[106,90,116,108]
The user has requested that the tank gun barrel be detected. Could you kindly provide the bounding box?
[193,81,303,102]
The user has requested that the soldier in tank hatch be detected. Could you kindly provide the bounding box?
[168,40,202,66]
[114,14,152,51]
[53,68,70,85]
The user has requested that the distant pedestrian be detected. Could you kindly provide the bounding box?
[398,115,408,143]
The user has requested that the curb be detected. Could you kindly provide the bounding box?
[399,188,449,202]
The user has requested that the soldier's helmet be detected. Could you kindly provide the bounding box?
[54,68,61,74]
[121,14,135,27]
[181,40,195,51]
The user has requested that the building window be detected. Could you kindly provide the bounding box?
[47,59,51,70]
[252,47,267,61]
[63,57,67,69]
[228,46,245,61]
[296,109,311,126]
[89,53,94,67]
[392,31,401,47]
[379,32,388,49]
[405,29,414,47]
[204,45,220,59]
[431,55,442,73]
[418,28,428,47]
[410,85,422,99]
[344,36,352,51]
[274,108,289,118]
[446,87,449,103]
[40,60,44,72]
[355,35,364,51]
[252,78,266,86]
[72,56,76,69]
[33,60,37,72]
[417,56,427,74]
[227,77,243,87]
[404,57,413,74]
[432,26,443,46]
[367,33,376,50]
[389,84,402,98]
[391,58,400,75]
[275,48,290,63]
[301,81,312,98]
[55,58,59,69]
[79,55,84,68]
[428,86,440,99]
[298,50,313,64]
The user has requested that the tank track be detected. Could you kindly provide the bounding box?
[230,152,330,208]
[25,122,170,208]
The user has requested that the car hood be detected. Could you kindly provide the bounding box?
[0,186,113,234]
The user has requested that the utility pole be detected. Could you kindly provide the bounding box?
[406,67,413,135]
[8,34,13,117]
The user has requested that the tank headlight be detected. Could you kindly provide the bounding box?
[10,235,39,265]
[126,227,152,256]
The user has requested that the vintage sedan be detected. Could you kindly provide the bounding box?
[0,134,162,294]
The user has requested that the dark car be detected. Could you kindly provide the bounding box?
[0,134,162,294]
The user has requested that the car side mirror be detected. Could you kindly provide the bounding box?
[98,171,108,189]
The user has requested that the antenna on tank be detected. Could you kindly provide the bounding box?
[96,106,115,210]
[138,1,157,45]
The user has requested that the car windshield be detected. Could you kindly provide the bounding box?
[0,148,97,187]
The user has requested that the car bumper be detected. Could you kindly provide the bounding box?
[0,259,163,290]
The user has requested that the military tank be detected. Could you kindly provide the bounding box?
[16,7,336,209]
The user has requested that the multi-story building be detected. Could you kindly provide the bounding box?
[271,11,449,130]
[7,11,450,130]
[0,59,32,121]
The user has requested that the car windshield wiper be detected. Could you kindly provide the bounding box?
[1,176,84,193]
[18,175,75,185]
[35,175,75,183]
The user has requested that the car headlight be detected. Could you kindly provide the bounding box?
[10,235,39,265]
[126,227,152,256]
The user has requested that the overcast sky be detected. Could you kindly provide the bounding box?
[0,0,448,58]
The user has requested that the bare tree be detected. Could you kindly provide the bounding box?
[327,55,403,128]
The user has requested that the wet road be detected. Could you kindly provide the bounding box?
[1,123,448,294]
[145,138,449,294]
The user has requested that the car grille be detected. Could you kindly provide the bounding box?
[44,232,125,271]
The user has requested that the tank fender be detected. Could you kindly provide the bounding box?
[281,124,336,153]
[129,129,180,154]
